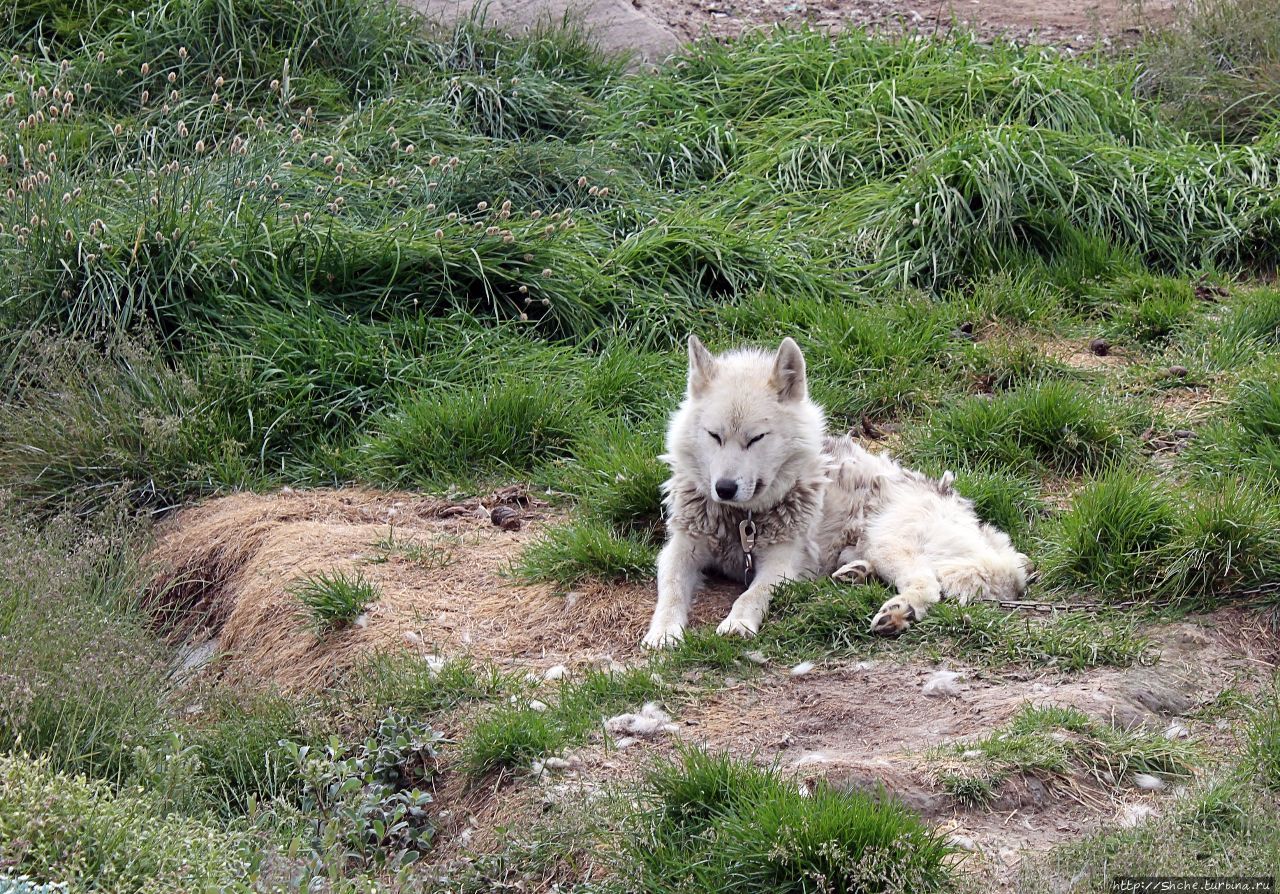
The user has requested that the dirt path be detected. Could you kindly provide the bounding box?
[409,0,1178,64]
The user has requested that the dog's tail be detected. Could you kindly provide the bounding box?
[935,550,1030,603]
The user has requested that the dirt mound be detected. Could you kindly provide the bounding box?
[147,488,726,690]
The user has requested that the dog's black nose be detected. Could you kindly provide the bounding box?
[715,479,737,500]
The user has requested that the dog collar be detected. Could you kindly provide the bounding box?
[739,511,757,585]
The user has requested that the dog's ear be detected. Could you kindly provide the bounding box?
[687,335,716,396]
[770,337,807,402]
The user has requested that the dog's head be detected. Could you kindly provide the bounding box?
[668,335,825,508]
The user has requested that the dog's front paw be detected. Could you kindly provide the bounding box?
[642,622,685,650]
[832,559,872,584]
[716,607,761,639]
[870,598,917,637]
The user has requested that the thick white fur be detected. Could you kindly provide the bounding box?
[642,336,1030,648]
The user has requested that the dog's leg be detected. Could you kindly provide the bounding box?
[831,545,873,585]
[717,540,802,638]
[642,532,704,649]
[866,550,941,637]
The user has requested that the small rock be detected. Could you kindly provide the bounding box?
[949,833,978,851]
[490,505,522,531]
[1089,337,1110,356]
[1168,365,1189,378]
[959,320,975,335]
[1164,721,1190,740]
[528,700,549,712]
[1173,429,1194,440]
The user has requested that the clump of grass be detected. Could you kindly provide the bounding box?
[516,519,657,586]
[463,706,566,778]
[1190,373,1280,480]
[1102,273,1199,343]
[0,508,168,784]
[361,378,585,487]
[293,569,379,631]
[0,335,250,517]
[950,470,1043,551]
[626,747,954,893]
[913,381,1132,476]
[1245,680,1280,790]
[1139,0,1280,141]
[178,689,317,817]
[919,602,1152,671]
[1165,481,1280,602]
[549,425,668,534]
[933,703,1198,805]
[1042,470,1181,598]
[354,652,512,717]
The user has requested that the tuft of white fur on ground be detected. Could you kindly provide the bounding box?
[1119,803,1157,828]
[922,670,964,697]
[402,630,422,646]
[790,661,815,677]
[1133,773,1165,791]
[531,755,580,776]
[423,654,446,674]
[605,702,677,737]
[792,752,830,768]
[949,834,978,851]
[613,736,639,750]
[743,650,768,665]
[1164,721,1190,740]
[543,664,568,682]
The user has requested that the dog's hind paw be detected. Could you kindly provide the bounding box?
[870,598,916,637]
[832,560,872,584]
[641,623,685,650]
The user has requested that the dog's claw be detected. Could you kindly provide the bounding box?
[870,600,916,637]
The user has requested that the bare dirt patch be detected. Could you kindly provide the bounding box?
[526,608,1271,882]
[147,488,735,690]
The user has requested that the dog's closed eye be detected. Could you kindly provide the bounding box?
[707,431,723,445]
[745,433,768,448]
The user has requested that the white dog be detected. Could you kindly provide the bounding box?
[641,336,1030,648]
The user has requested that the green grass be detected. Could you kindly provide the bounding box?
[932,703,1199,803]
[293,569,379,630]
[462,705,568,778]
[0,508,169,784]
[912,381,1133,476]
[624,747,954,893]
[4,0,1280,887]
[516,519,658,586]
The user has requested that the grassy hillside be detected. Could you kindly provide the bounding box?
[1,0,1279,890]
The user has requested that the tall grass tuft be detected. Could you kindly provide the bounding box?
[626,747,954,893]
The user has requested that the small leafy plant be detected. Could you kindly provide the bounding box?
[283,710,443,871]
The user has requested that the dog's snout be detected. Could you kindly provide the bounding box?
[714,479,738,501]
